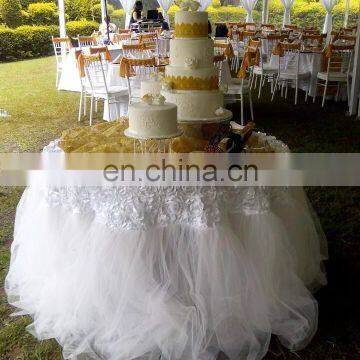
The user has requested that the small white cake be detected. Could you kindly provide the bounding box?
[140,80,162,97]
[126,97,180,139]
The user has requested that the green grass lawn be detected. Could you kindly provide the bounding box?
[0,56,360,359]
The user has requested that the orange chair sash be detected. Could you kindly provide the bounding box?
[119,57,156,77]
[138,33,158,43]
[272,42,301,57]
[238,46,260,79]
[248,39,261,48]
[122,43,146,51]
[214,42,234,58]
[77,54,102,78]
[89,46,112,61]
[324,43,354,58]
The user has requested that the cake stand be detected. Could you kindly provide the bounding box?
[178,109,233,141]
[124,128,183,153]
[177,108,233,125]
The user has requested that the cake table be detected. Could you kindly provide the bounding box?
[5,121,327,360]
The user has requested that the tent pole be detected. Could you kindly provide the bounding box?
[104,0,111,44]
[344,0,350,27]
[58,0,66,58]
[262,0,269,24]
[348,16,360,117]
[101,0,107,21]
[58,0,66,38]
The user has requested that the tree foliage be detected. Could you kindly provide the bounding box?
[0,0,23,28]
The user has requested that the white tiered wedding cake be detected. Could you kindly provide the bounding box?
[162,9,230,122]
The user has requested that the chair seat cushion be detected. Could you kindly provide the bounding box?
[225,80,250,95]
[279,70,309,80]
[253,63,278,74]
[317,71,348,81]
[93,86,128,97]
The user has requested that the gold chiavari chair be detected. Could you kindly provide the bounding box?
[51,36,71,87]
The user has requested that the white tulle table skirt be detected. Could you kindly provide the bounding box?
[5,139,328,360]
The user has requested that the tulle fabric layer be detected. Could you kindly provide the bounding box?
[6,187,326,360]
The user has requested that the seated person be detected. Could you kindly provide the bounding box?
[130,0,144,24]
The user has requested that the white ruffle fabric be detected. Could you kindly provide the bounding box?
[6,141,327,360]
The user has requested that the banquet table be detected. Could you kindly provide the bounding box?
[6,121,328,360]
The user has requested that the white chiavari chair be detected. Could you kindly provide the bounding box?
[315,44,354,107]
[263,33,283,62]
[213,54,225,84]
[284,24,300,31]
[228,30,242,71]
[301,34,326,50]
[156,38,171,65]
[51,36,71,87]
[260,24,276,32]
[271,42,310,105]
[78,54,128,124]
[245,23,257,31]
[139,33,158,54]
[77,36,96,49]
[248,39,278,98]
[334,34,356,46]
[119,57,157,104]
[122,43,152,58]
[113,33,132,44]
[221,55,254,125]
